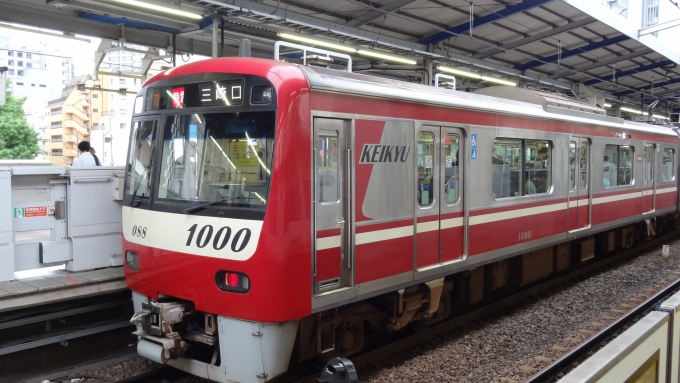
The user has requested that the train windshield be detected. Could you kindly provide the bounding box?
[156,111,275,211]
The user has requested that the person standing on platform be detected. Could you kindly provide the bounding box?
[89,148,102,166]
[72,141,97,166]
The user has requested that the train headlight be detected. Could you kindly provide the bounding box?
[251,85,272,105]
[125,251,140,271]
[215,271,250,293]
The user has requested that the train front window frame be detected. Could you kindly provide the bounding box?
[125,119,159,202]
[492,138,552,199]
[155,111,275,213]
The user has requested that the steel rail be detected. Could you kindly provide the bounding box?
[0,320,134,356]
[0,299,131,330]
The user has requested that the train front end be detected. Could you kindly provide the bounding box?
[121,58,312,383]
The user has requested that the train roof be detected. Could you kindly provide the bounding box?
[299,65,679,138]
[145,57,677,138]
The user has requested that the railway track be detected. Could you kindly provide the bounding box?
[285,231,680,383]
[0,290,136,383]
[527,268,680,382]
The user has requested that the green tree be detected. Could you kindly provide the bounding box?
[0,78,40,159]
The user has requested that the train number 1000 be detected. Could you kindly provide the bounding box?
[186,224,251,252]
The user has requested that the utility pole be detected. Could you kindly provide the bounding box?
[0,66,7,106]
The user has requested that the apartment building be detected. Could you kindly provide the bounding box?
[44,74,102,165]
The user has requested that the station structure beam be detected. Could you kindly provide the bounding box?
[472,16,596,59]
[614,77,680,96]
[549,48,654,79]
[417,0,554,45]
[583,60,675,86]
[346,0,417,27]
[515,34,630,71]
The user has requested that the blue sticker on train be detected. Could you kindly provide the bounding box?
[471,134,477,160]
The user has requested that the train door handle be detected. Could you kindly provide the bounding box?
[336,219,346,225]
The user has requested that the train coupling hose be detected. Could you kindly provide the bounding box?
[316,358,359,383]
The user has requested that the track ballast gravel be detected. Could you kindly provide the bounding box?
[360,238,680,382]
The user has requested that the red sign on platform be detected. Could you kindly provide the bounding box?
[25,206,47,217]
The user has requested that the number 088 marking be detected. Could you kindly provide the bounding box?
[186,224,251,252]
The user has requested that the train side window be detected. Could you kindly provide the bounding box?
[493,138,551,198]
[663,148,675,182]
[492,139,521,198]
[318,133,339,202]
[604,144,634,186]
[444,134,460,205]
[417,133,435,206]
[525,140,551,195]
[569,141,576,191]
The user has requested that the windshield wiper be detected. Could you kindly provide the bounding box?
[183,200,224,213]
[129,173,146,207]
[183,197,262,214]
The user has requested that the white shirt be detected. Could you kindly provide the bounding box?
[72,152,97,166]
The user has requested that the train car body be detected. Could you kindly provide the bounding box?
[122,57,679,383]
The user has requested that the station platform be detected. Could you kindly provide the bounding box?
[0,266,126,313]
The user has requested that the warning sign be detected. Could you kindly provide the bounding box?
[25,207,47,217]
[14,206,48,218]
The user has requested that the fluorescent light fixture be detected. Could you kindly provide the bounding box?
[481,76,516,87]
[653,114,670,120]
[604,103,612,108]
[278,33,357,53]
[358,50,417,65]
[109,0,203,20]
[621,107,643,115]
[437,66,515,86]
[437,66,481,79]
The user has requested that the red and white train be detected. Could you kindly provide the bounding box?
[123,50,679,383]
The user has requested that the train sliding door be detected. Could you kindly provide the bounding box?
[416,126,464,269]
[642,143,655,214]
[313,118,351,294]
[568,137,590,232]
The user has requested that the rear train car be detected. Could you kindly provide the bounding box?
[122,57,680,383]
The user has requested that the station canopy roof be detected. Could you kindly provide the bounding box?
[3,0,680,112]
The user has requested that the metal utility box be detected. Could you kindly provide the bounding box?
[0,164,125,282]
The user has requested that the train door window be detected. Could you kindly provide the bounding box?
[526,140,551,194]
[318,133,339,202]
[644,145,654,183]
[569,141,576,191]
[604,144,634,186]
[662,148,675,182]
[417,133,435,206]
[492,139,521,198]
[443,134,459,205]
[125,119,158,198]
[579,142,588,189]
